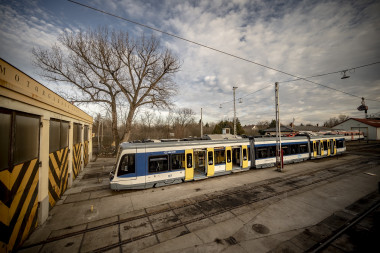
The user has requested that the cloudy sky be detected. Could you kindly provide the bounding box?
[1,0,380,126]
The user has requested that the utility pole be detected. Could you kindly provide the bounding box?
[101,120,104,152]
[200,108,203,137]
[233,86,238,137]
[275,82,283,172]
[97,118,100,154]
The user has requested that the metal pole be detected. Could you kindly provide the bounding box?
[233,86,238,137]
[201,108,203,137]
[101,120,103,152]
[97,118,100,154]
[275,82,282,171]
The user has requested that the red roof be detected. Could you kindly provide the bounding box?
[352,118,380,128]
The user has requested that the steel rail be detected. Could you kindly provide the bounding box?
[309,200,380,253]
[19,157,371,251]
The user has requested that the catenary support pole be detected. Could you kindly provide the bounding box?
[233,86,238,137]
[201,107,203,137]
[275,82,283,171]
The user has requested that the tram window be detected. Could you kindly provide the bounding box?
[171,153,185,170]
[282,145,290,155]
[118,154,135,176]
[323,141,328,150]
[247,147,251,161]
[226,150,232,163]
[60,121,69,148]
[0,112,11,170]
[299,144,307,153]
[290,145,299,154]
[243,148,247,160]
[49,119,60,153]
[256,147,267,159]
[268,146,275,157]
[14,114,39,165]
[186,153,193,168]
[208,151,214,165]
[149,155,169,173]
[290,145,295,154]
[214,150,225,164]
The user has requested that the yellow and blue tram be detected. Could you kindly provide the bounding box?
[110,135,345,190]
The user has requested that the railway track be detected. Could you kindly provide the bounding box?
[20,156,376,252]
[307,198,380,252]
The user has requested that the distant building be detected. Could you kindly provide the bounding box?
[263,126,294,136]
[293,125,332,132]
[222,128,230,134]
[333,118,380,140]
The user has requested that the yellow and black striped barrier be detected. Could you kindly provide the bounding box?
[48,147,69,209]
[72,143,82,179]
[0,159,39,252]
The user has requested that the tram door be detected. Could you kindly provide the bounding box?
[320,140,325,156]
[206,148,215,177]
[232,147,241,169]
[332,139,336,155]
[242,145,248,169]
[327,140,331,156]
[225,147,232,171]
[194,149,206,177]
[315,141,322,157]
[185,149,194,181]
[313,141,317,157]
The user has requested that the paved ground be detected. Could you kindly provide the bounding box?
[19,142,380,252]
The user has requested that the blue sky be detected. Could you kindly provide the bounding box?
[1,0,380,126]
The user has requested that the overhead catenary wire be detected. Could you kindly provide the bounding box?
[68,0,380,104]
[280,61,380,84]
[216,60,380,108]
[207,84,274,108]
[68,0,301,77]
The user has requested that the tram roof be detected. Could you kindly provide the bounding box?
[252,135,345,142]
[119,134,346,150]
[119,138,250,150]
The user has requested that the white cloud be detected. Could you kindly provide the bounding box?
[1,0,379,125]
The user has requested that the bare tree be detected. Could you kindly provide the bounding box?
[33,27,180,145]
[140,110,156,139]
[110,31,181,142]
[173,108,195,138]
[323,114,350,128]
[33,28,122,148]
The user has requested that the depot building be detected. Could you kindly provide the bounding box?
[0,58,93,252]
[333,118,380,140]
